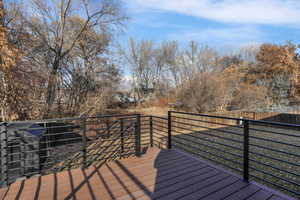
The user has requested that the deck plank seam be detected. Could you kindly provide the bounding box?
[221,182,253,200]
[208,180,250,200]
[92,155,193,178]
[100,157,207,181]
[130,169,222,200]
[243,188,264,200]
[198,178,241,200]
[266,194,277,200]
[152,167,216,189]
[101,165,211,198]
[89,160,207,190]
[95,168,116,200]
[174,174,234,200]
[111,153,193,170]
[106,164,142,200]
[154,171,227,200]
[113,166,214,200]
[166,173,232,200]
[0,187,9,200]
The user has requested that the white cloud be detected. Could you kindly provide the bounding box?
[126,0,300,25]
[168,26,264,47]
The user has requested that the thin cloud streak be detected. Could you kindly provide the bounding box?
[127,0,300,25]
[167,26,264,47]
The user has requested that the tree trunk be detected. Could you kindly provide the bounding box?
[1,74,8,121]
[44,61,59,118]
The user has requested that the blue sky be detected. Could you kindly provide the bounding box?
[120,0,300,50]
[10,0,300,50]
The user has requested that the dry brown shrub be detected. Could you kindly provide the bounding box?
[176,72,232,113]
[231,83,269,110]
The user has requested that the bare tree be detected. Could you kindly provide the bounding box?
[155,41,180,89]
[120,39,156,103]
[178,41,219,84]
[21,0,126,117]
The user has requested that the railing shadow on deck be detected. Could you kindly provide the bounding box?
[1,146,150,200]
[0,114,143,187]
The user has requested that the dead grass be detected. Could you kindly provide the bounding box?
[128,106,170,117]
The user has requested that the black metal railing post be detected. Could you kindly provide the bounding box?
[81,118,87,168]
[150,116,153,147]
[243,120,249,182]
[135,114,141,156]
[0,123,8,187]
[106,120,110,139]
[168,111,172,149]
[21,142,25,177]
[120,118,124,153]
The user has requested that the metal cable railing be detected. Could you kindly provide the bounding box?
[0,114,142,186]
[1,111,299,198]
[166,111,300,198]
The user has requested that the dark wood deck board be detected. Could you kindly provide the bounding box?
[116,167,218,200]
[88,156,208,199]
[200,180,250,200]
[179,175,240,200]
[245,189,273,200]
[268,195,288,200]
[146,169,222,199]
[222,183,261,200]
[154,172,230,200]
[96,156,204,188]
[0,147,296,200]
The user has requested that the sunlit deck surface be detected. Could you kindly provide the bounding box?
[0,148,295,200]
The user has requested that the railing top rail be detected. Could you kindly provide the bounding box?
[4,110,300,128]
[1,113,140,124]
[151,115,168,120]
[170,111,300,129]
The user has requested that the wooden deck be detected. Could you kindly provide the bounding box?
[0,148,295,200]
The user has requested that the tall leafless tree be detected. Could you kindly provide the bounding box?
[21,0,126,118]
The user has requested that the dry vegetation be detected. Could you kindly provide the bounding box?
[0,0,125,121]
[121,40,300,115]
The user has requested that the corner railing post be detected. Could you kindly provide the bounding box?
[150,116,153,147]
[243,120,249,182]
[168,111,172,149]
[81,118,87,168]
[0,123,8,187]
[135,114,141,156]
